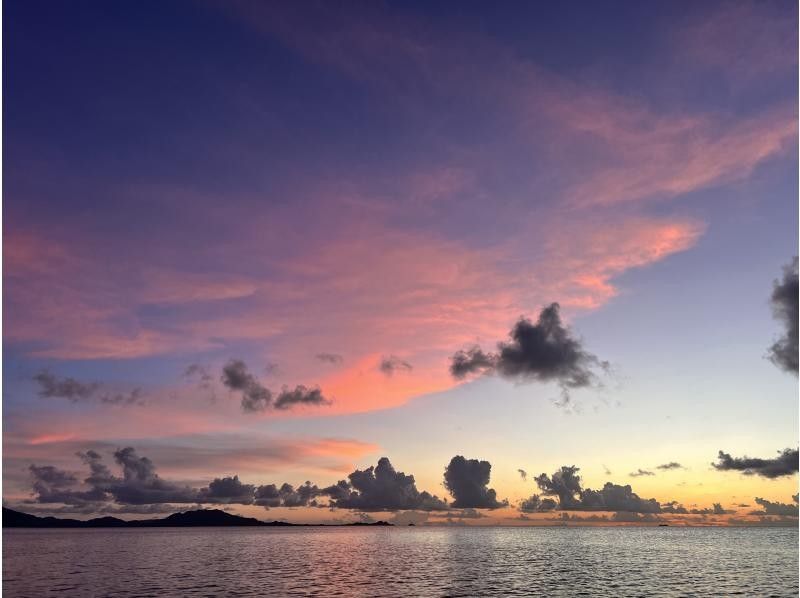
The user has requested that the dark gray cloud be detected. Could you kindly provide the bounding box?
[316,353,343,365]
[221,360,331,412]
[533,466,583,509]
[197,476,255,504]
[184,364,213,391]
[534,465,661,513]
[27,451,458,515]
[519,494,557,513]
[689,503,729,515]
[281,482,323,507]
[273,385,331,410]
[752,497,799,517]
[517,469,527,481]
[579,483,661,513]
[221,360,273,411]
[656,462,684,471]
[326,457,447,511]
[28,448,245,507]
[12,502,180,517]
[29,465,78,490]
[449,303,608,403]
[27,465,98,505]
[628,469,654,478]
[660,501,688,514]
[33,371,145,406]
[99,388,145,406]
[254,482,323,508]
[712,448,799,478]
[450,347,495,378]
[443,456,506,509]
[253,483,282,508]
[767,257,798,374]
[379,355,413,376]
[107,447,201,505]
[33,371,99,402]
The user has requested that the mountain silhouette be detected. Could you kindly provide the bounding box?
[2,507,393,528]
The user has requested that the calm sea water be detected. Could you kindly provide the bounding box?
[3,526,798,597]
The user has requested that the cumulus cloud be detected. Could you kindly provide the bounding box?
[378,355,413,376]
[533,466,583,509]
[27,451,459,515]
[315,353,343,365]
[28,448,198,506]
[660,501,688,514]
[28,465,95,505]
[579,483,661,513]
[534,465,661,513]
[326,457,447,511]
[221,360,331,412]
[254,482,322,508]
[221,359,273,411]
[656,462,684,471]
[28,448,275,508]
[443,456,506,509]
[197,476,256,504]
[629,469,654,477]
[767,257,798,374]
[519,494,557,513]
[106,447,202,505]
[712,448,799,478]
[689,503,730,515]
[752,497,799,517]
[449,303,608,404]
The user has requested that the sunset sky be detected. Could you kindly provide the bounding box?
[3,0,798,526]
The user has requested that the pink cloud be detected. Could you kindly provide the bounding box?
[560,104,796,207]
[6,209,702,414]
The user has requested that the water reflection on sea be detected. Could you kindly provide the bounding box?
[3,526,798,596]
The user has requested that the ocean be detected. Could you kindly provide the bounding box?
[3,526,798,596]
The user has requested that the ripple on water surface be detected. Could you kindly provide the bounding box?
[3,526,798,597]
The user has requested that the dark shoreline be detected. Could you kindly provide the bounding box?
[2,507,393,528]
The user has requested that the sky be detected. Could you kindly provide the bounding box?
[3,0,798,526]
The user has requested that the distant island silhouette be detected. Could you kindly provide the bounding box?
[2,507,393,528]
